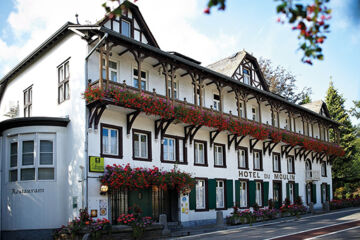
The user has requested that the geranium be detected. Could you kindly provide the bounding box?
[100,164,195,194]
[83,86,344,157]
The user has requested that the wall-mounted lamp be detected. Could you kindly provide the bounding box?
[100,184,109,195]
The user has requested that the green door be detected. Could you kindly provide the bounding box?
[273,182,282,209]
[128,189,152,217]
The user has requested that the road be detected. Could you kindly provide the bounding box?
[174,208,360,240]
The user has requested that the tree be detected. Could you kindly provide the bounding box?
[258,58,312,104]
[350,100,360,119]
[325,81,359,188]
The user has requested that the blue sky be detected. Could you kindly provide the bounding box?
[0,0,359,123]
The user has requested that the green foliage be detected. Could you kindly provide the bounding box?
[325,81,359,187]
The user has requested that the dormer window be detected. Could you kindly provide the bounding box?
[121,20,131,37]
[243,68,250,85]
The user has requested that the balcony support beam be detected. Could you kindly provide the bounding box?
[184,125,201,145]
[250,138,259,153]
[126,110,140,135]
[155,118,174,140]
[210,130,221,148]
[88,102,106,129]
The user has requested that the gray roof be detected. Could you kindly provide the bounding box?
[207,51,246,77]
[301,100,330,118]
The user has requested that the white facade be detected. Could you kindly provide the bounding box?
[0,3,337,237]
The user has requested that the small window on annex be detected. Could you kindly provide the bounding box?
[58,60,70,103]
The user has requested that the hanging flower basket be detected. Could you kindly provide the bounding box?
[84,86,344,157]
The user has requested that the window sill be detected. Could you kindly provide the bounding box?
[273,170,282,173]
[214,165,226,168]
[195,208,209,212]
[215,207,226,211]
[101,154,123,159]
[253,169,263,171]
[133,157,152,162]
[161,160,188,165]
[194,163,208,167]
[238,167,249,170]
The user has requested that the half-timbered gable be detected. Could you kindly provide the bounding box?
[207,51,269,91]
[99,3,159,47]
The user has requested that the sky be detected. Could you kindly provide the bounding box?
[0,0,359,124]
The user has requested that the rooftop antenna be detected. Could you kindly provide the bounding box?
[75,14,80,24]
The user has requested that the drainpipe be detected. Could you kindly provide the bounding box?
[84,33,108,208]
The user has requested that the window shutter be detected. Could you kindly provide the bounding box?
[263,181,269,206]
[286,183,290,200]
[235,180,240,207]
[312,183,317,203]
[249,180,256,207]
[208,179,216,209]
[226,180,233,208]
[321,184,324,203]
[189,185,196,210]
[295,183,299,198]
[326,184,331,201]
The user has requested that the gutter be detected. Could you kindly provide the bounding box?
[84,33,108,209]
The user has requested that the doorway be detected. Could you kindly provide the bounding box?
[273,181,282,209]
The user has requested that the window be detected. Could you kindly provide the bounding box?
[237,147,248,169]
[133,68,147,90]
[255,181,263,206]
[239,102,244,118]
[101,124,122,158]
[102,59,118,82]
[163,137,176,161]
[240,180,248,208]
[287,156,295,174]
[214,144,225,167]
[133,130,151,161]
[253,150,262,171]
[321,162,327,177]
[8,134,55,182]
[216,180,225,209]
[194,140,207,166]
[272,112,278,128]
[161,136,186,164]
[24,86,32,117]
[289,182,295,204]
[213,94,220,111]
[251,106,258,121]
[121,19,131,37]
[167,80,178,99]
[243,68,251,85]
[306,183,312,205]
[321,184,327,203]
[196,179,207,210]
[273,153,281,172]
[194,87,204,106]
[58,60,70,103]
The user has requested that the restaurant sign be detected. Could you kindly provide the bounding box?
[89,156,104,172]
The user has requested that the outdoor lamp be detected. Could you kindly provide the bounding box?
[100,184,109,195]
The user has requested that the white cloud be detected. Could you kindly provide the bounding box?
[0,0,239,77]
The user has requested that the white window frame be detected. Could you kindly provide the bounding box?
[289,182,294,204]
[163,137,176,162]
[253,150,262,170]
[288,156,294,174]
[214,144,224,167]
[240,180,248,208]
[133,132,148,159]
[321,162,327,177]
[24,86,32,117]
[102,59,119,82]
[243,68,251,85]
[167,79,178,99]
[58,60,70,104]
[133,68,147,90]
[255,181,262,206]
[121,19,131,37]
[251,106,258,121]
[8,133,56,183]
[102,126,119,156]
[213,93,220,111]
[238,148,247,169]
[196,179,206,210]
[194,141,205,165]
[273,153,280,172]
[216,180,225,209]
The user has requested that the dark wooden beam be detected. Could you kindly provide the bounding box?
[269,142,279,155]
[152,62,161,68]
[126,110,140,134]
[263,141,271,156]
[184,125,202,144]
[235,136,245,150]
[250,138,259,153]
[281,145,290,158]
[227,134,236,150]
[88,103,107,130]
[181,72,189,77]
[155,118,174,140]
[210,130,221,147]
[118,49,129,56]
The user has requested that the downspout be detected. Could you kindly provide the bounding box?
[84,33,108,208]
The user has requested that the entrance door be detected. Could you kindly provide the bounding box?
[128,189,152,217]
[273,182,282,209]
[152,187,179,222]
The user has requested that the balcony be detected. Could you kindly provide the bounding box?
[305,170,320,182]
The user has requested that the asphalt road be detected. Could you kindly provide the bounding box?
[174,208,360,240]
